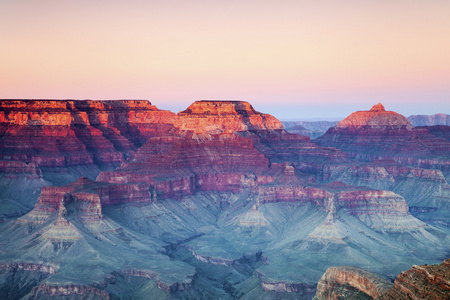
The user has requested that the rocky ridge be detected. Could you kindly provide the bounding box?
[0,99,449,299]
[175,100,283,133]
[0,100,176,168]
[315,103,450,172]
[380,259,450,300]
[314,266,393,299]
[313,259,450,300]
[408,113,450,127]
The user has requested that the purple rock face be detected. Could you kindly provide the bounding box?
[0,100,449,299]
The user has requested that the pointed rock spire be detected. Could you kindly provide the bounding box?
[370,103,385,112]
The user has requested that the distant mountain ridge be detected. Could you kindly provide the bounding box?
[282,121,339,138]
[282,112,450,137]
[408,113,450,126]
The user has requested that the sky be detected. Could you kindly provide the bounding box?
[1,0,449,120]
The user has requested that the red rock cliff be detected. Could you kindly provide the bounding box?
[315,103,450,169]
[314,266,393,299]
[380,259,450,300]
[174,100,283,134]
[0,99,176,167]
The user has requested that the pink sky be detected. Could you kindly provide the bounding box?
[1,0,449,119]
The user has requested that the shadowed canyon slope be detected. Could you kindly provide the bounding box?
[0,100,449,299]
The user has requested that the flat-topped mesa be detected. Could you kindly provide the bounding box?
[69,100,175,126]
[335,103,413,130]
[0,99,174,126]
[22,177,153,224]
[174,100,283,134]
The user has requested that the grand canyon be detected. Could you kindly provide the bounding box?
[0,100,449,299]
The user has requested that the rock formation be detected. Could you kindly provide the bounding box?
[282,120,339,138]
[174,100,283,134]
[335,103,412,129]
[283,124,323,139]
[380,259,450,300]
[0,99,176,220]
[0,99,449,299]
[423,125,450,142]
[24,177,152,221]
[314,266,393,299]
[315,103,450,171]
[98,132,272,199]
[314,259,450,300]
[0,99,176,169]
[408,113,450,127]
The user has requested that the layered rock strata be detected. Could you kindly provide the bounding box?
[98,133,273,199]
[282,120,339,138]
[408,113,450,126]
[0,161,43,179]
[380,259,450,300]
[314,259,450,300]
[0,99,176,168]
[315,104,450,170]
[29,283,110,299]
[21,177,153,227]
[314,266,393,299]
[174,100,283,133]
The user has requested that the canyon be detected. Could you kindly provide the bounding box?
[0,100,449,299]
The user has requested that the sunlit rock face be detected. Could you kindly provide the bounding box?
[335,103,413,130]
[0,99,449,299]
[314,259,450,300]
[380,259,450,300]
[314,266,393,300]
[315,103,450,170]
[174,100,283,134]
[0,99,176,168]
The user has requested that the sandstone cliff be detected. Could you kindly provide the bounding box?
[174,100,283,134]
[98,132,272,199]
[314,259,450,300]
[1,99,449,299]
[314,266,393,299]
[0,99,176,168]
[380,259,450,300]
[315,103,450,171]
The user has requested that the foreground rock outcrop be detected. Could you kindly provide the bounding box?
[314,266,393,299]
[380,259,450,300]
[314,259,450,300]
